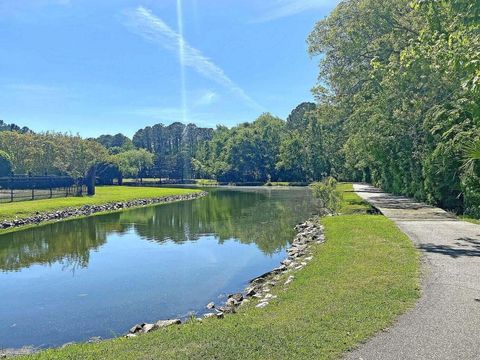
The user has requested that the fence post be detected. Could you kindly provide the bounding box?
[10,172,13,202]
[29,172,34,200]
[85,166,96,196]
[46,172,52,199]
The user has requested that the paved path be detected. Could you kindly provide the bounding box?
[345,184,480,360]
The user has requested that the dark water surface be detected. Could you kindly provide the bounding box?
[0,187,316,349]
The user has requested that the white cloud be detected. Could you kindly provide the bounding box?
[257,0,340,22]
[124,6,263,111]
[195,90,218,107]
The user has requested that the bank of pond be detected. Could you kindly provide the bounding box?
[0,187,318,351]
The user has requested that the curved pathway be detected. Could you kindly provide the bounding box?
[345,184,480,360]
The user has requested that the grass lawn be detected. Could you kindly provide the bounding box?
[23,184,420,360]
[337,182,374,214]
[0,186,201,221]
[268,182,309,186]
[121,178,161,184]
[195,179,219,185]
[460,216,480,225]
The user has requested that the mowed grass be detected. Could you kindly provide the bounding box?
[23,184,420,360]
[121,178,160,184]
[460,215,480,225]
[0,186,201,221]
[337,182,374,214]
[195,179,219,185]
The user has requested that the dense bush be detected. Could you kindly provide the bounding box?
[307,0,479,214]
[0,175,75,190]
[310,177,341,215]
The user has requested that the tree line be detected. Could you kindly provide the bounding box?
[0,106,323,184]
[305,0,479,216]
[192,108,327,183]
[0,131,107,178]
[0,119,31,134]
[0,0,477,215]
[0,122,214,184]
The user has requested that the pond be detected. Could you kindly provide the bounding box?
[0,187,317,350]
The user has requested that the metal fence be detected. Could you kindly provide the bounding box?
[0,175,86,203]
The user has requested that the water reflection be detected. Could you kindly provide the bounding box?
[0,187,317,349]
[0,188,315,273]
[0,218,109,273]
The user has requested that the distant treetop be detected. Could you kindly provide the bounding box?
[286,102,316,130]
[0,119,32,134]
[93,133,134,152]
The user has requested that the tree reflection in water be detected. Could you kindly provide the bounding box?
[0,188,315,272]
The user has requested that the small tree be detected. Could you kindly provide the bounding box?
[0,150,12,176]
[113,149,154,180]
[310,177,341,215]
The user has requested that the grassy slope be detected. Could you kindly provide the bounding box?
[23,184,419,360]
[0,186,201,221]
[460,216,480,225]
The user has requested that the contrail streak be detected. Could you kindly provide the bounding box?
[125,6,264,111]
[176,0,188,123]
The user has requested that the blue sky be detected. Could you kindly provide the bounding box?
[0,0,339,137]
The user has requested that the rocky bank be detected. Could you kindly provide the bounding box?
[0,192,208,231]
[126,217,325,337]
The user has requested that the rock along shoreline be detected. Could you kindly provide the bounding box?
[126,217,325,337]
[0,191,208,231]
[0,216,324,357]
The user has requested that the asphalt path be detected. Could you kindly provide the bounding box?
[345,184,480,360]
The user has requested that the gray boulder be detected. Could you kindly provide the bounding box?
[129,324,143,334]
[228,293,243,302]
[142,323,158,333]
[155,319,181,328]
[206,302,215,309]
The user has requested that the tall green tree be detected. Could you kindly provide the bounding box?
[277,105,328,182]
[94,133,134,154]
[307,0,480,213]
[194,114,285,182]
[113,149,154,179]
[133,122,213,179]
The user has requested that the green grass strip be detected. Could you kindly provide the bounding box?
[459,215,480,225]
[0,186,201,221]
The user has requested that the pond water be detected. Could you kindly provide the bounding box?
[0,187,317,350]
